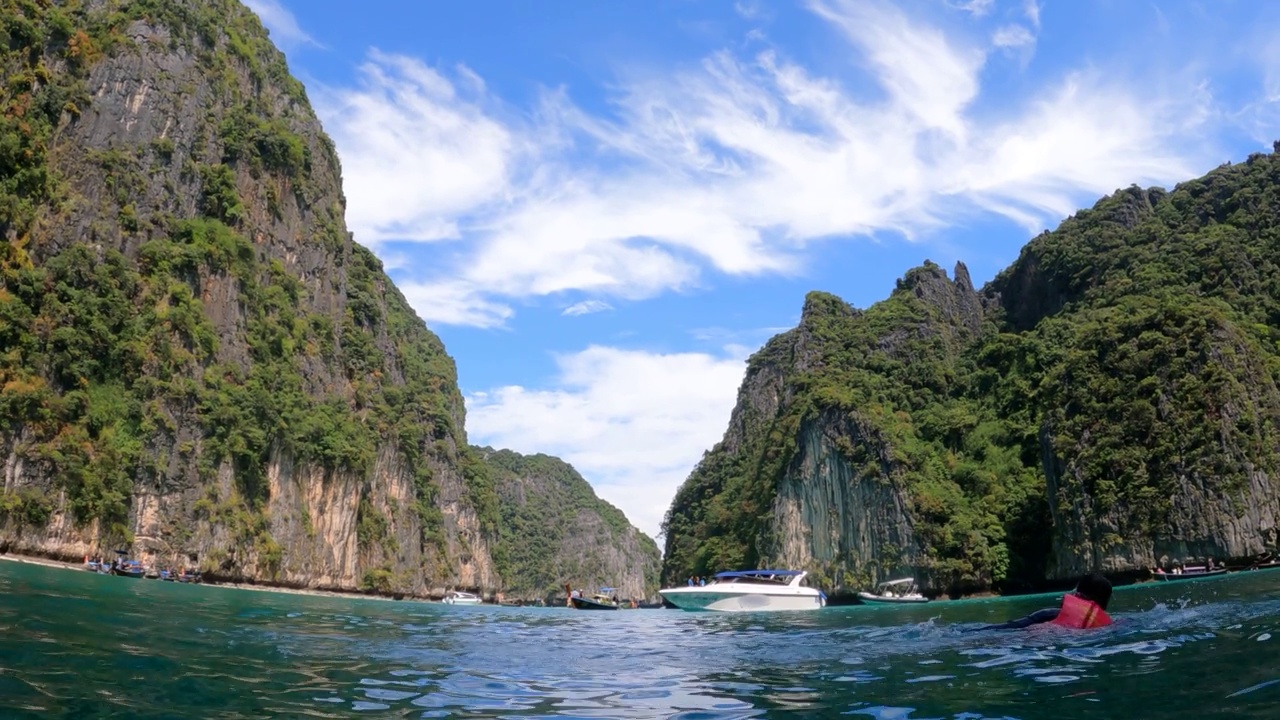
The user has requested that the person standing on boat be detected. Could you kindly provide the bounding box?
[968,574,1113,631]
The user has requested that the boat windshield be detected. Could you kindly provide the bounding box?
[868,578,921,596]
[713,572,794,585]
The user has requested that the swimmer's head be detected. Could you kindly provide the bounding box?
[1074,573,1112,610]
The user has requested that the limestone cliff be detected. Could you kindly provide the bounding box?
[664,151,1280,596]
[663,264,998,595]
[479,448,660,602]
[994,177,1280,578]
[0,0,503,595]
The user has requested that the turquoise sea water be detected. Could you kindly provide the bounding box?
[1,560,1277,719]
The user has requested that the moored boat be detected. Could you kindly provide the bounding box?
[112,560,145,579]
[564,583,622,610]
[1241,555,1280,572]
[658,570,826,612]
[442,591,482,605]
[1154,566,1229,582]
[570,590,621,610]
[856,578,929,604]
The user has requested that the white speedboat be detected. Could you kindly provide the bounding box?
[658,570,826,612]
[442,591,482,605]
[856,578,929,604]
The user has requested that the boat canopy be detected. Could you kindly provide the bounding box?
[877,577,917,587]
[714,570,803,578]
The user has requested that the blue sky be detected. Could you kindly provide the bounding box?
[246,0,1280,542]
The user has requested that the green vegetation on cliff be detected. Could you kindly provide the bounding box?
[664,147,1280,594]
[0,0,625,599]
[480,448,660,600]
[0,0,494,588]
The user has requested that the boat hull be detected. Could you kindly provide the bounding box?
[856,592,929,604]
[658,588,825,612]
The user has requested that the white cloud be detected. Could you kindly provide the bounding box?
[317,0,1214,329]
[314,52,515,245]
[398,279,513,329]
[992,24,1036,49]
[945,0,995,16]
[1024,0,1041,29]
[563,300,614,316]
[1238,40,1280,144]
[734,1,763,20]
[466,346,748,540]
[809,0,984,139]
[243,0,318,47]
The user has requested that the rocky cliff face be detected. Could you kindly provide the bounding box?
[480,448,660,602]
[771,409,918,587]
[665,152,1280,595]
[663,264,993,595]
[994,174,1280,579]
[0,0,502,595]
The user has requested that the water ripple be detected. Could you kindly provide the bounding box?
[3,562,1280,718]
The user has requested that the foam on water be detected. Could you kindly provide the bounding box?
[1,560,1277,719]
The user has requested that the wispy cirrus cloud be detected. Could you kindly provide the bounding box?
[315,0,1216,330]
[1024,0,1042,28]
[315,52,514,246]
[734,1,765,21]
[243,0,319,48]
[992,24,1036,49]
[398,279,514,329]
[466,346,748,540]
[563,300,614,317]
[945,0,995,17]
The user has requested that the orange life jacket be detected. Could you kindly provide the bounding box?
[1050,592,1112,629]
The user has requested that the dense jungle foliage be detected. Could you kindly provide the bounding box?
[0,0,499,561]
[663,147,1280,594]
[481,448,660,599]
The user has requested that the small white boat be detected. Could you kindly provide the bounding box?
[856,577,929,604]
[658,570,826,612]
[442,591,482,605]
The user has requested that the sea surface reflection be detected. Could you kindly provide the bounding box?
[1,561,1277,718]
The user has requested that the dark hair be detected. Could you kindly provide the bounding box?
[1076,573,1113,610]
